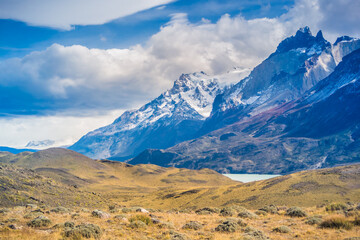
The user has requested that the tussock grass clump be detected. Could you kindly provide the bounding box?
[273,225,291,233]
[158,221,175,229]
[305,216,323,225]
[215,220,238,232]
[258,205,278,214]
[319,215,353,230]
[168,230,189,240]
[91,210,110,219]
[326,203,348,212]
[255,210,267,216]
[354,215,360,226]
[237,209,257,219]
[182,221,202,230]
[129,220,146,229]
[27,216,52,228]
[50,206,70,214]
[220,207,235,217]
[64,223,102,239]
[215,218,246,232]
[114,214,127,220]
[0,208,9,215]
[121,207,134,213]
[243,226,268,240]
[285,207,307,217]
[129,214,152,225]
[195,207,219,215]
[23,212,43,219]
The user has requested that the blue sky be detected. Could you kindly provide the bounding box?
[0,0,359,148]
[0,0,294,59]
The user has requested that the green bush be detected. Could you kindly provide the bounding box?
[273,225,291,233]
[182,221,202,230]
[27,216,52,228]
[285,207,307,217]
[319,216,353,230]
[64,223,102,239]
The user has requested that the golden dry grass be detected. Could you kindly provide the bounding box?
[0,205,359,240]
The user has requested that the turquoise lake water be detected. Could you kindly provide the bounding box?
[223,174,281,183]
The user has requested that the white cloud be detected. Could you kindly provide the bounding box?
[0,0,174,30]
[0,110,124,149]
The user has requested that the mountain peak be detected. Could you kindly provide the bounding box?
[275,27,329,54]
[296,26,312,36]
[334,36,354,45]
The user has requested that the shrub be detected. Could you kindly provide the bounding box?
[243,226,268,240]
[220,207,235,217]
[237,209,257,219]
[320,216,353,230]
[64,223,102,239]
[285,207,307,217]
[195,207,218,215]
[129,214,152,225]
[25,211,45,219]
[255,210,267,216]
[0,209,9,215]
[158,221,175,229]
[215,220,239,232]
[353,215,360,226]
[305,216,323,225]
[64,221,75,228]
[50,207,70,214]
[326,203,348,212]
[258,205,278,214]
[121,207,134,213]
[114,214,127,220]
[27,216,52,228]
[182,221,202,230]
[91,210,110,219]
[273,225,291,233]
[129,220,146,229]
[168,230,189,240]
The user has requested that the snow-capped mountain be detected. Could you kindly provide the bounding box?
[203,27,360,133]
[25,139,55,149]
[129,28,360,174]
[70,72,227,159]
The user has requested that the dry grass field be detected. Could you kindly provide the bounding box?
[0,148,359,239]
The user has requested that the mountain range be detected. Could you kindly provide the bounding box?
[70,27,360,174]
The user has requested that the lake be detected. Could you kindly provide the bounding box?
[223,174,281,183]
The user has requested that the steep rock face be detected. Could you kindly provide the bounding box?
[129,33,360,174]
[69,72,223,159]
[203,27,360,133]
